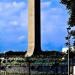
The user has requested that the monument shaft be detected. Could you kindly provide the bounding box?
[25,0,41,57]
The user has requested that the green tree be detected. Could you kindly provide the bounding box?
[60,0,75,48]
[60,1,75,74]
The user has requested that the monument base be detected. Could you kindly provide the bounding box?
[25,48,42,57]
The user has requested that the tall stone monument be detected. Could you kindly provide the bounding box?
[25,0,41,57]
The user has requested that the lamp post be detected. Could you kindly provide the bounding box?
[66,27,71,75]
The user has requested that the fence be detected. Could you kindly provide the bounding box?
[0,57,69,75]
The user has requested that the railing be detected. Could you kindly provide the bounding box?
[0,57,69,75]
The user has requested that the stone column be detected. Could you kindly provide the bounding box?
[25,0,41,57]
[25,0,35,57]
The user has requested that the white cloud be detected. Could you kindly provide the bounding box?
[12,1,26,9]
[9,20,19,26]
[18,35,25,41]
[41,1,51,8]
[0,2,27,17]
[0,1,26,9]
[19,10,28,28]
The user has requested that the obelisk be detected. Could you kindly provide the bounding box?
[25,0,41,57]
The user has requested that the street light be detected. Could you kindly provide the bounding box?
[66,27,71,75]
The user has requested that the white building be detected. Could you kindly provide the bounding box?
[62,47,75,53]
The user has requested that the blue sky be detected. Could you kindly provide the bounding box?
[0,0,68,52]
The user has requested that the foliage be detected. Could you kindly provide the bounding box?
[61,0,75,27]
[61,0,75,48]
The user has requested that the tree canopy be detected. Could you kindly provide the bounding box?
[61,0,75,27]
[61,0,75,47]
